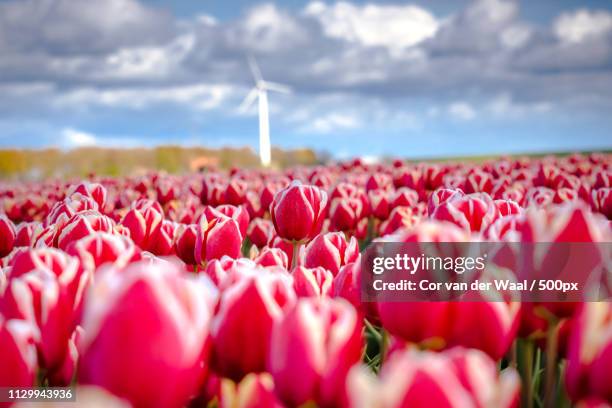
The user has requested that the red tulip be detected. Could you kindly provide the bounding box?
[494,199,523,217]
[329,197,364,233]
[79,260,216,408]
[14,221,37,247]
[369,189,391,220]
[432,193,499,233]
[0,214,16,257]
[253,247,289,269]
[427,188,464,216]
[247,218,275,248]
[211,269,296,380]
[175,224,198,265]
[195,215,243,264]
[591,188,611,219]
[66,232,142,273]
[268,297,362,407]
[0,316,38,387]
[292,266,334,297]
[204,205,250,238]
[1,249,86,376]
[566,303,612,404]
[301,232,360,276]
[57,211,117,250]
[392,187,419,209]
[270,181,327,242]
[378,206,419,236]
[348,347,520,408]
[67,182,108,210]
[120,199,164,251]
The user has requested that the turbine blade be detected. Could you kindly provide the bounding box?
[247,55,263,83]
[238,88,258,112]
[263,81,292,94]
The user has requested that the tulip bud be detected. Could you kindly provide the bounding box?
[270,181,327,242]
[292,266,334,297]
[79,260,217,408]
[301,232,360,276]
[268,297,362,407]
[211,269,296,380]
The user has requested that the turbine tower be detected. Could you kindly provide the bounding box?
[239,56,291,167]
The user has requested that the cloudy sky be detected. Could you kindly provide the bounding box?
[0,0,611,158]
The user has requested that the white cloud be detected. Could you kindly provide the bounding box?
[56,84,235,111]
[488,93,552,118]
[104,34,195,78]
[61,128,97,147]
[448,102,477,121]
[235,3,307,52]
[301,112,361,133]
[554,9,612,43]
[304,1,438,54]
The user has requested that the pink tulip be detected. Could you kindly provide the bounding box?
[292,266,334,297]
[79,260,216,408]
[0,316,38,387]
[301,232,360,276]
[270,181,327,242]
[268,297,362,407]
[211,269,296,380]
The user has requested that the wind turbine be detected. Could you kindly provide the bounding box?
[239,56,291,167]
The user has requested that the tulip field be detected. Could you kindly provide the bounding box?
[0,153,611,408]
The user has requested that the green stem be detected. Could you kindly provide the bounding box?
[520,339,535,408]
[291,241,300,270]
[380,328,389,366]
[544,320,560,408]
